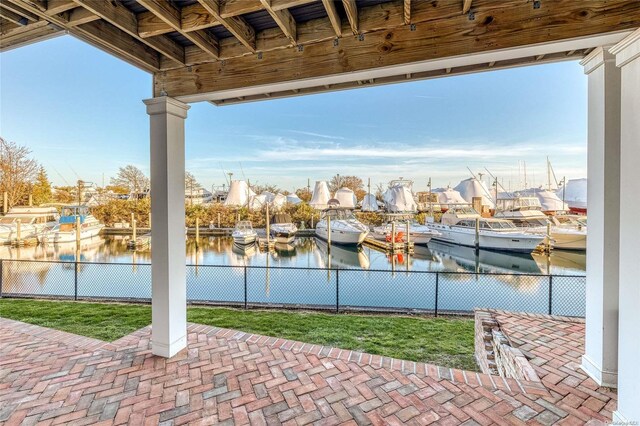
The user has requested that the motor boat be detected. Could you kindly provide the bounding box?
[269,213,298,244]
[232,220,257,245]
[315,201,369,246]
[39,206,104,244]
[494,197,586,251]
[0,206,59,244]
[429,205,545,253]
[371,214,440,245]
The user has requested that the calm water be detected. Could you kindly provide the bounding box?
[0,236,585,275]
[0,236,586,316]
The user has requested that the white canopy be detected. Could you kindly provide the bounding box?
[334,187,357,209]
[272,193,287,208]
[286,193,302,205]
[309,181,331,210]
[248,194,267,210]
[454,177,495,209]
[383,182,417,213]
[436,187,467,206]
[224,180,255,207]
[360,193,379,212]
[557,178,587,211]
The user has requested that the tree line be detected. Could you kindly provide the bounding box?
[0,137,380,212]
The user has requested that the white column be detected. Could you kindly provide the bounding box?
[579,47,621,388]
[144,96,190,358]
[610,29,640,424]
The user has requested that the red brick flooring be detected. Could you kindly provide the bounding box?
[0,311,615,425]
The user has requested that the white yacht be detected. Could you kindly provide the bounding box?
[315,203,369,246]
[371,214,440,245]
[269,213,298,244]
[494,197,586,251]
[0,206,59,244]
[232,220,257,245]
[430,206,544,253]
[39,206,104,244]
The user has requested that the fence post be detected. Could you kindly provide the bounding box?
[434,272,439,317]
[335,269,339,313]
[244,266,247,309]
[548,275,553,315]
[0,259,3,298]
[74,260,78,301]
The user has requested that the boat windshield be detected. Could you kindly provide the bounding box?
[61,206,89,217]
[236,221,253,230]
[324,209,355,221]
[452,206,479,215]
[0,216,35,224]
[454,219,516,230]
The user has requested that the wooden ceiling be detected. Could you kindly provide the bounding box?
[2,0,640,104]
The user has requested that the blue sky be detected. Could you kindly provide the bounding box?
[1,35,587,193]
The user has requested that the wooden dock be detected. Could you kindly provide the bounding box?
[363,237,414,254]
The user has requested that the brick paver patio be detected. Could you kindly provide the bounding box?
[0,311,616,425]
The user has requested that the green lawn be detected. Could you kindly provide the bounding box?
[0,299,477,370]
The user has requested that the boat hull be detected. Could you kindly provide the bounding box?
[232,234,257,245]
[43,225,104,244]
[315,226,368,246]
[430,224,543,253]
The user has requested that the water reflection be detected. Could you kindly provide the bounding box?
[0,235,585,275]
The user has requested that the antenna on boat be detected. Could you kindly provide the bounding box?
[484,167,515,200]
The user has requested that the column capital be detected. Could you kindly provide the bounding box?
[580,46,616,75]
[610,28,640,68]
[144,96,190,119]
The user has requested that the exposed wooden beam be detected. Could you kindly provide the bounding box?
[0,1,38,22]
[322,0,341,37]
[211,50,588,106]
[0,6,30,25]
[10,0,161,71]
[46,0,77,15]
[259,0,296,44]
[220,0,262,18]
[403,0,410,25]
[71,0,185,65]
[342,0,358,34]
[0,20,60,49]
[271,0,315,10]
[67,7,99,26]
[197,0,256,52]
[462,0,472,14]
[155,0,640,98]
[137,0,219,59]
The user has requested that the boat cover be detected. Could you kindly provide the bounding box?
[309,181,331,209]
[224,180,255,207]
[360,193,379,212]
[454,178,495,209]
[286,194,302,205]
[435,187,467,206]
[556,178,587,211]
[383,184,417,213]
[334,187,357,209]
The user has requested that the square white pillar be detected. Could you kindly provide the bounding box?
[144,96,190,358]
[610,29,640,424]
[579,47,621,388]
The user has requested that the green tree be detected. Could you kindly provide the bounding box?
[31,167,52,205]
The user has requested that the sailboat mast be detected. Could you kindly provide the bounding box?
[547,156,551,191]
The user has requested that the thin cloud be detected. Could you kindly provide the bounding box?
[287,130,346,140]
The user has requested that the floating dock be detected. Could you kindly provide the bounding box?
[363,237,414,254]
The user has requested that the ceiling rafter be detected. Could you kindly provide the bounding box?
[0,6,30,25]
[403,0,410,25]
[136,0,219,59]
[71,0,185,65]
[0,1,38,22]
[322,0,341,37]
[342,0,358,34]
[259,0,297,45]
[197,0,256,53]
[6,0,161,71]
[463,0,473,14]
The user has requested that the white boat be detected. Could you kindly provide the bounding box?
[232,220,257,245]
[0,206,59,244]
[269,213,298,244]
[315,203,369,246]
[494,197,586,251]
[39,206,104,244]
[382,179,418,212]
[429,206,544,253]
[371,214,440,245]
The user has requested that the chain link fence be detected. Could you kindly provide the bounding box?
[0,259,586,317]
